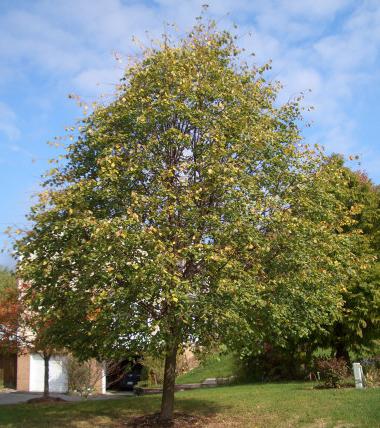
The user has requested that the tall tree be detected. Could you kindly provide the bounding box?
[325,162,380,361]
[15,21,361,421]
[240,161,379,374]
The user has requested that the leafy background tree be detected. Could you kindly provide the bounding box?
[0,267,16,294]
[14,20,363,421]
[321,159,380,361]
[0,267,18,388]
[0,267,18,354]
[240,158,379,380]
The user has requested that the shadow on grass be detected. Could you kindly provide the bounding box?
[0,394,229,428]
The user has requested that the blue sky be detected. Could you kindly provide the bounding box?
[1,0,379,266]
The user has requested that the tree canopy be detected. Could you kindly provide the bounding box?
[236,159,379,379]
[14,21,364,420]
[321,161,380,360]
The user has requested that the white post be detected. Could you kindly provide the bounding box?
[352,362,364,389]
[101,362,107,394]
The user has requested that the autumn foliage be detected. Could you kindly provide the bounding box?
[0,270,19,353]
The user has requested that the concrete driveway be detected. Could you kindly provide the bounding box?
[0,390,133,405]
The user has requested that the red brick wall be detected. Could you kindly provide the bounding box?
[16,353,30,391]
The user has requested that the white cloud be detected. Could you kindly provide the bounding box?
[7,144,36,159]
[278,0,352,18]
[0,102,20,140]
[72,66,124,95]
[0,0,379,172]
[0,10,96,74]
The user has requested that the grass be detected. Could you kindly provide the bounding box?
[176,353,236,384]
[0,382,379,427]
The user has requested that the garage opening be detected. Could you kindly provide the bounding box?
[0,353,17,389]
[106,357,143,392]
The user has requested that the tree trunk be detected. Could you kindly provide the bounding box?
[333,323,350,363]
[43,354,50,398]
[160,342,179,422]
[335,342,350,363]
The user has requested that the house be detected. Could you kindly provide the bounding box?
[16,351,106,394]
[7,279,106,394]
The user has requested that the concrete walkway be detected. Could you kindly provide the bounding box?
[0,390,133,405]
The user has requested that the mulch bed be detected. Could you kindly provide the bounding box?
[27,396,67,404]
[313,383,355,389]
[125,412,213,427]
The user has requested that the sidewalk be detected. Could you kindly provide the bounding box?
[0,390,133,405]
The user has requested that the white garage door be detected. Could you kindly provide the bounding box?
[29,354,68,393]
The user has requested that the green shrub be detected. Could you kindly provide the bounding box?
[65,356,103,397]
[364,366,380,387]
[238,346,309,382]
[362,356,380,387]
[316,358,349,388]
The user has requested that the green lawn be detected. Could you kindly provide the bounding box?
[0,383,379,427]
[176,353,236,384]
